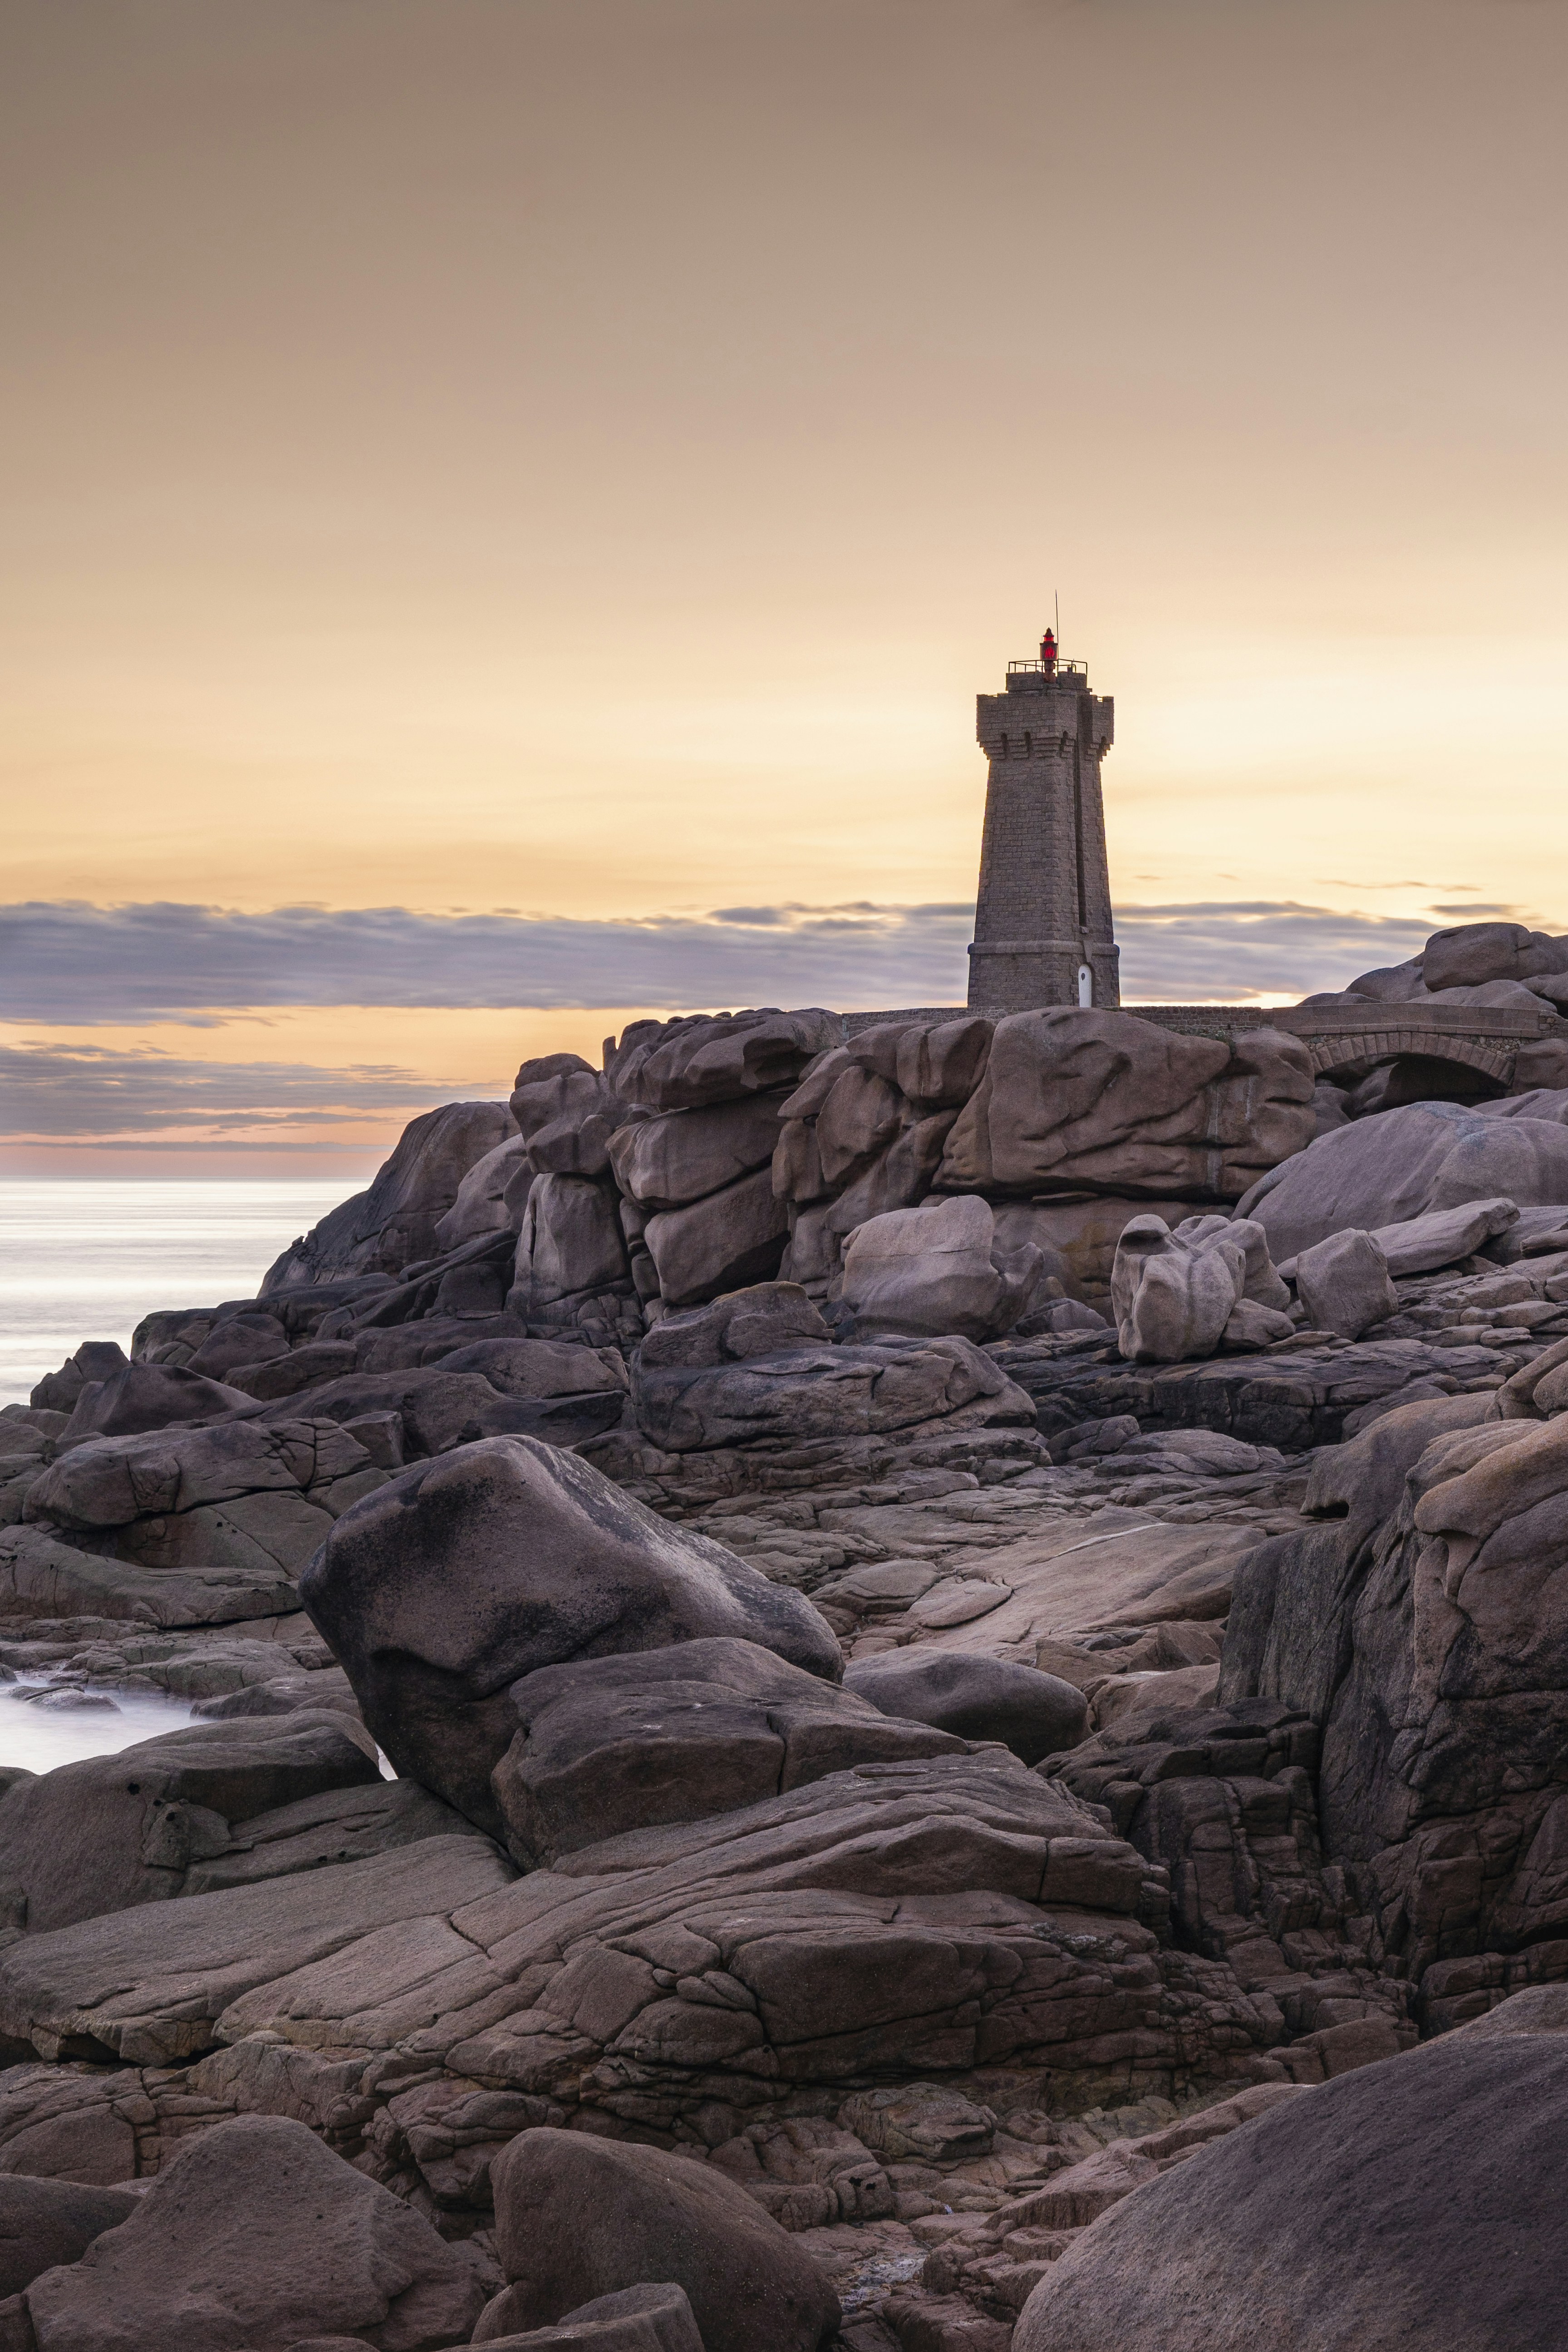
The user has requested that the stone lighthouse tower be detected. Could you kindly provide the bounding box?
[966,632,1120,1012]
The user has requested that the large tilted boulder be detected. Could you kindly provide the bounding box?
[839,1195,1044,1341]
[487,2129,840,2352]
[263,1099,516,1290]
[20,2111,487,2351]
[1013,2009,1568,2352]
[1238,1099,1568,1260]
[491,1636,963,1866]
[298,1435,842,1829]
[937,1013,1315,1201]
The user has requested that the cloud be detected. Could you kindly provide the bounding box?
[1113,902,1436,1000]
[0,897,1467,1023]
[0,1041,498,1139]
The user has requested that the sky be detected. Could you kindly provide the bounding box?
[2,0,1565,1177]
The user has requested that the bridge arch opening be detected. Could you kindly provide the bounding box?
[1315,1047,1509,1121]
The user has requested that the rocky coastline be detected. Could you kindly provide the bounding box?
[4,917,1568,2347]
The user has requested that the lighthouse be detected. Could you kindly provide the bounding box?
[966,632,1120,1012]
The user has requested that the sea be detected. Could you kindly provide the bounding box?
[0,1180,350,1773]
[0,1179,350,1407]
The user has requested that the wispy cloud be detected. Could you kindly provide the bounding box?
[0,1042,497,1139]
[0,897,1463,1023]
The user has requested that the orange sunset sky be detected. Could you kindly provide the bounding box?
[3,0,1565,1177]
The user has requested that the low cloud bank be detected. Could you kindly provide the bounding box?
[0,898,1441,1023]
[0,1042,496,1139]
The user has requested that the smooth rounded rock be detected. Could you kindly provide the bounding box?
[0,2175,138,2299]
[1014,2028,1568,2352]
[844,1651,1087,1765]
[489,2128,841,2352]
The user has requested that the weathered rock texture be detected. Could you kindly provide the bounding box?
[298,1434,842,1829]
[491,1636,964,1866]
[1221,1391,1568,2031]
[1013,2009,1568,2352]
[1111,1214,1293,1364]
[488,2127,841,2352]
[264,1100,516,1290]
[20,2111,487,2350]
[1240,1097,1568,1259]
[840,1197,1044,1343]
[0,1752,1282,2180]
[10,962,1568,2347]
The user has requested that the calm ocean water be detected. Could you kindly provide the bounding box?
[0,1181,354,1770]
[0,1180,352,1407]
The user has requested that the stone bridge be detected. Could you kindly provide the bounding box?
[1130,1002,1565,1087]
[840,1000,1567,1090]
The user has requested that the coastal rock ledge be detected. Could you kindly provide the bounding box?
[8,959,1568,2348]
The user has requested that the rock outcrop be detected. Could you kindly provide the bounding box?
[840,1197,1044,1342]
[1110,1213,1293,1363]
[1239,1098,1568,1259]
[263,1099,516,1290]
[934,1013,1315,1202]
[1013,2002,1568,2351]
[20,2111,488,2350]
[487,2128,841,2352]
[10,969,1568,2347]
[491,1636,964,1866]
[1221,1391,1568,2031]
[297,1434,842,1828]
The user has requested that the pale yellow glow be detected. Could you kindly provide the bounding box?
[3,0,1565,1175]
